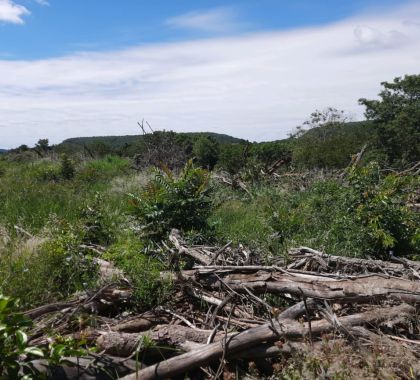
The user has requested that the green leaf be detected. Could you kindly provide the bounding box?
[16,330,28,348]
[0,296,11,313]
[24,346,45,357]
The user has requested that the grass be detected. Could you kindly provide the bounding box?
[209,166,419,259]
[0,154,418,309]
[0,156,132,233]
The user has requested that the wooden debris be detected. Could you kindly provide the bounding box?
[22,232,420,379]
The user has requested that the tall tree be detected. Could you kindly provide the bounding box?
[291,108,361,168]
[193,136,219,170]
[359,74,420,166]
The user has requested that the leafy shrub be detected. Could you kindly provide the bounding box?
[211,164,419,259]
[0,294,88,379]
[0,295,43,379]
[79,193,113,246]
[33,161,61,182]
[0,220,98,308]
[129,160,211,240]
[60,154,75,180]
[217,144,248,174]
[35,222,99,299]
[345,162,419,257]
[193,136,219,169]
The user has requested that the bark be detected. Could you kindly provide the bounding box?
[111,311,169,333]
[97,325,225,357]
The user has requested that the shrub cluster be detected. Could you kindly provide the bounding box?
[128,160,212,240]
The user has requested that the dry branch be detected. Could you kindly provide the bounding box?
[121,304,414,380]
[178,268,420,304]
[169,229,212,265]
[288,246,420,278]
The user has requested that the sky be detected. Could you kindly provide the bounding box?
[0,0,420,148]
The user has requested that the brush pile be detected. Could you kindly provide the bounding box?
[24,230,420,379]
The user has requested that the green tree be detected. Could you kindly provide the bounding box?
[87,141,113,157]
[291,108,366,168]
[193,136,220,170]
[218,144,249,174]
[60,153,75,180]
[359,74,420,166]
[35,138,49,152]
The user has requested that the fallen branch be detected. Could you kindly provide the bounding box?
[121,304,414,380]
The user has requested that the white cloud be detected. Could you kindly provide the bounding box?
[165,8,243,34]
[353,26,408,51]
[1,2,420,147]
[0,0,29,24]
[33,0,49,6]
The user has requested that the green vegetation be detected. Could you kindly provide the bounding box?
[359,74,420,166]
[0,74,418,378]
[193,135,220,169]
[129,160,212,240]
[0,294,88,379]
[210,163,419,259]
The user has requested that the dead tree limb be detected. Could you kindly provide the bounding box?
[178,269,420,304]
[121,304,414,380]
[169,229,211,265]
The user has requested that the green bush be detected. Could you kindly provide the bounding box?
[193,136,219,169]
[0,221,98,308]
[60,154,75,180]
[79,193,113,246]
[217,144,249,174]
[346,162,419,257]
[129,160,211,240]
[33,161,61,182]
[210,164,419,259]
[0,295,42,379]
[0,294,88,379]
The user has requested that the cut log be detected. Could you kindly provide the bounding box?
[97,325,225,357]
[179,268,420,304]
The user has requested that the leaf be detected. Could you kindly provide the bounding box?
[24,346,45,357]
[16,330,28,348]
[0,296,11,313]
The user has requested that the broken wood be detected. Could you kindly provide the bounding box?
[177,268,420,304]
[121,304,415,380]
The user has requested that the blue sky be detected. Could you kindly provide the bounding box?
[1,0,405,59]
[0,0,419,147]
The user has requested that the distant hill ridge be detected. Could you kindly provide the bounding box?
[62,132,246,148]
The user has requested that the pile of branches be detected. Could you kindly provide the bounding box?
[23,231,420,379]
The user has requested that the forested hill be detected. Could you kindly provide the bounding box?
[8,120,374,169]
[0,149,8,154]
[62,131,245,148]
